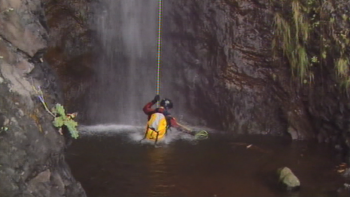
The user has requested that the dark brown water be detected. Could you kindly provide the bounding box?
[66,127,346,197]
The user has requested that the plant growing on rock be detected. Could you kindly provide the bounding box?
[51,104,79,139]
[272,0,311,82]
[272,0,350,88]
[32,84,79,139]
[1,7,14,14]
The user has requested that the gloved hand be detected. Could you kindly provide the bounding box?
[152,94,160,104]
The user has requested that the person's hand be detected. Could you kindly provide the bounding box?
[152,94,160,103]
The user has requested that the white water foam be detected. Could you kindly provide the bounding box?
[79,124,144,133]
[78,124,198,145]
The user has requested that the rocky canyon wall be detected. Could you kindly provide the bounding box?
[0,0,86,196]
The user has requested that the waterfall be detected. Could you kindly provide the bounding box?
[88,0,159,125]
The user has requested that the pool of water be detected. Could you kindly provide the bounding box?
[66,125,347,197]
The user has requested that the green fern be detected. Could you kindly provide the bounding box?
[52,103,66,117]
[52,116,64,128]
[65,120,79,139]
[52,104,79,139]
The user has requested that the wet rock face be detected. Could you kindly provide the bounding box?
[44,0,98,115]
[160,0,350,161]
[0,0,86,196]
[161,0,313,138]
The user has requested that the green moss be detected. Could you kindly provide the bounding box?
[272,0,350,88]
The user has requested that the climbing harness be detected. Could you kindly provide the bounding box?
[156,0,163,104]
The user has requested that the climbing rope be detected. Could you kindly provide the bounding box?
[31,79,55,118]
[178,123,209,140]
[194,130,209,140]
[153,1,209,142]
[156,0,163,99]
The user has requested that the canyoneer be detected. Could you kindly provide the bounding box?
[141,95,194,144]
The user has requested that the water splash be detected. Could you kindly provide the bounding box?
[78,124,198,145]
[79,124,144,134]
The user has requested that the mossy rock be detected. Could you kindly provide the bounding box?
[277,167,301,191]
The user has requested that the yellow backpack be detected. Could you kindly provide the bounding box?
[145,112,168,141]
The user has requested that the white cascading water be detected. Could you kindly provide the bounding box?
[87,0,159,126]
[83,0,207,140]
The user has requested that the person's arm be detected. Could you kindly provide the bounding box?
[169,117,193,133]
[169,117,180,128]
[143,95,160,115]
[143,102,156,115]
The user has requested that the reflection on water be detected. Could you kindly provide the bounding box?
[66,130,346,197]
[146,147,171,197]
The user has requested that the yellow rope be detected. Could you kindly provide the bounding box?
[156,0,163,106]
[31,79,55,117]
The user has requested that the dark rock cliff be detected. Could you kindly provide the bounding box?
[160,0,350,161]
[161,0,313,139]
[0,0,86,196]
